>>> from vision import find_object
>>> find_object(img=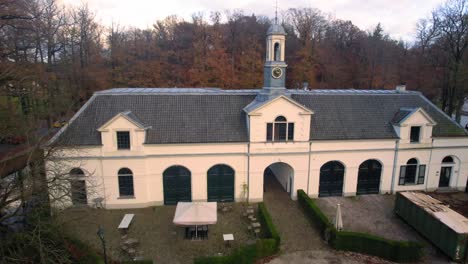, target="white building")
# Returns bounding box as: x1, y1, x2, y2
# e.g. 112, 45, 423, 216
48, 23, 468, 209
